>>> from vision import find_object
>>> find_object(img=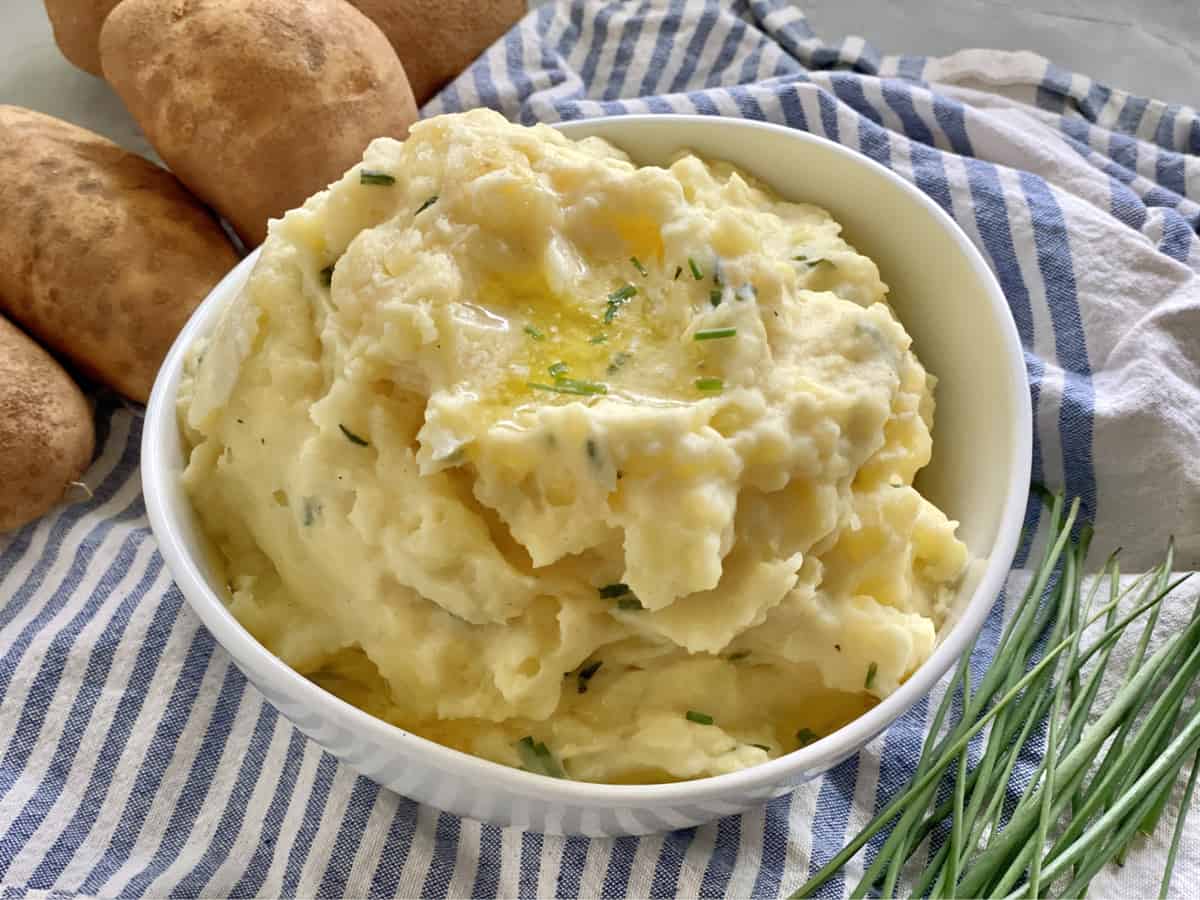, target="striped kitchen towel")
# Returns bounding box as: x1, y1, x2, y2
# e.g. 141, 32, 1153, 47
2, 1, 1198, 896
